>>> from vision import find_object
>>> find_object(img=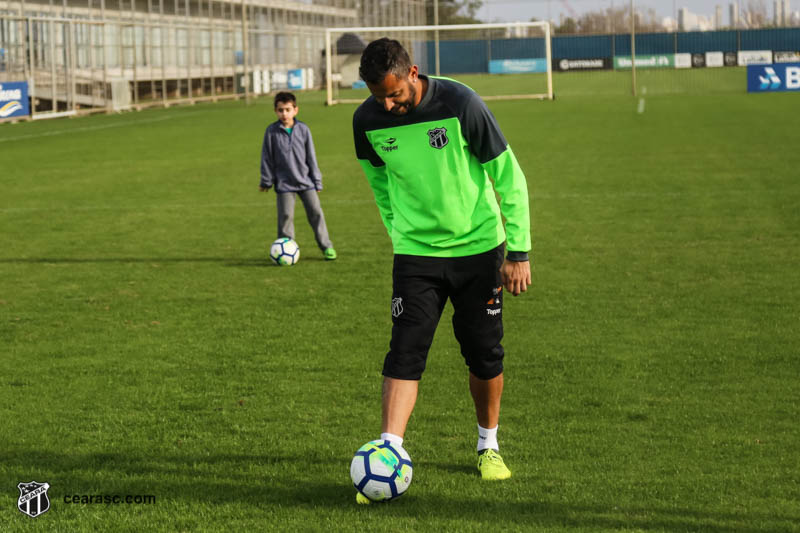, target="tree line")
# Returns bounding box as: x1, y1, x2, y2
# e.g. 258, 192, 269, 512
431, 0, 783, 34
